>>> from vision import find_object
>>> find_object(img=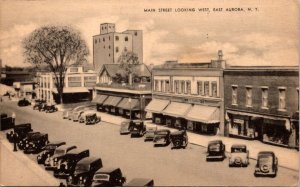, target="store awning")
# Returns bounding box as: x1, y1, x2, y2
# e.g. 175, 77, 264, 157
162, 102, 192, 118
92, 94, 108, 105
186, 105, 220, 124
117, 98, 140, 111
103, 96, 122, 107
52, 87, 89, 94
145, 99, 170, 113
